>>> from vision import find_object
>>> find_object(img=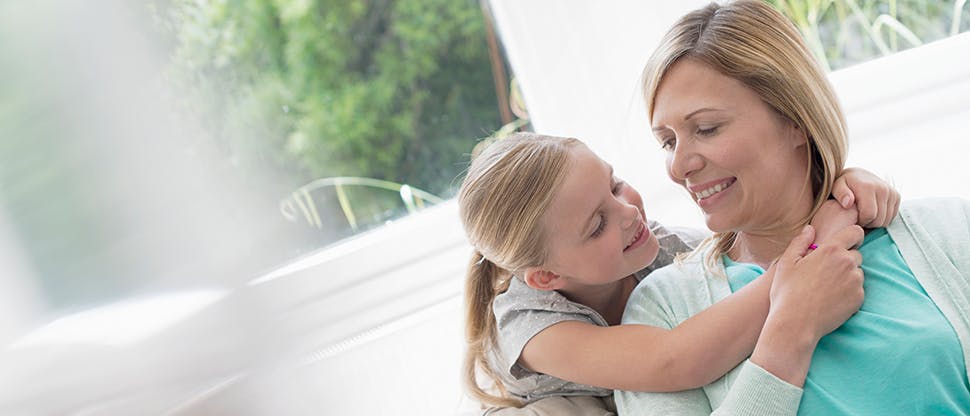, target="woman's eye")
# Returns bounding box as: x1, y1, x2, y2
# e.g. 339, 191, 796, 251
697, 126, 718, 136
